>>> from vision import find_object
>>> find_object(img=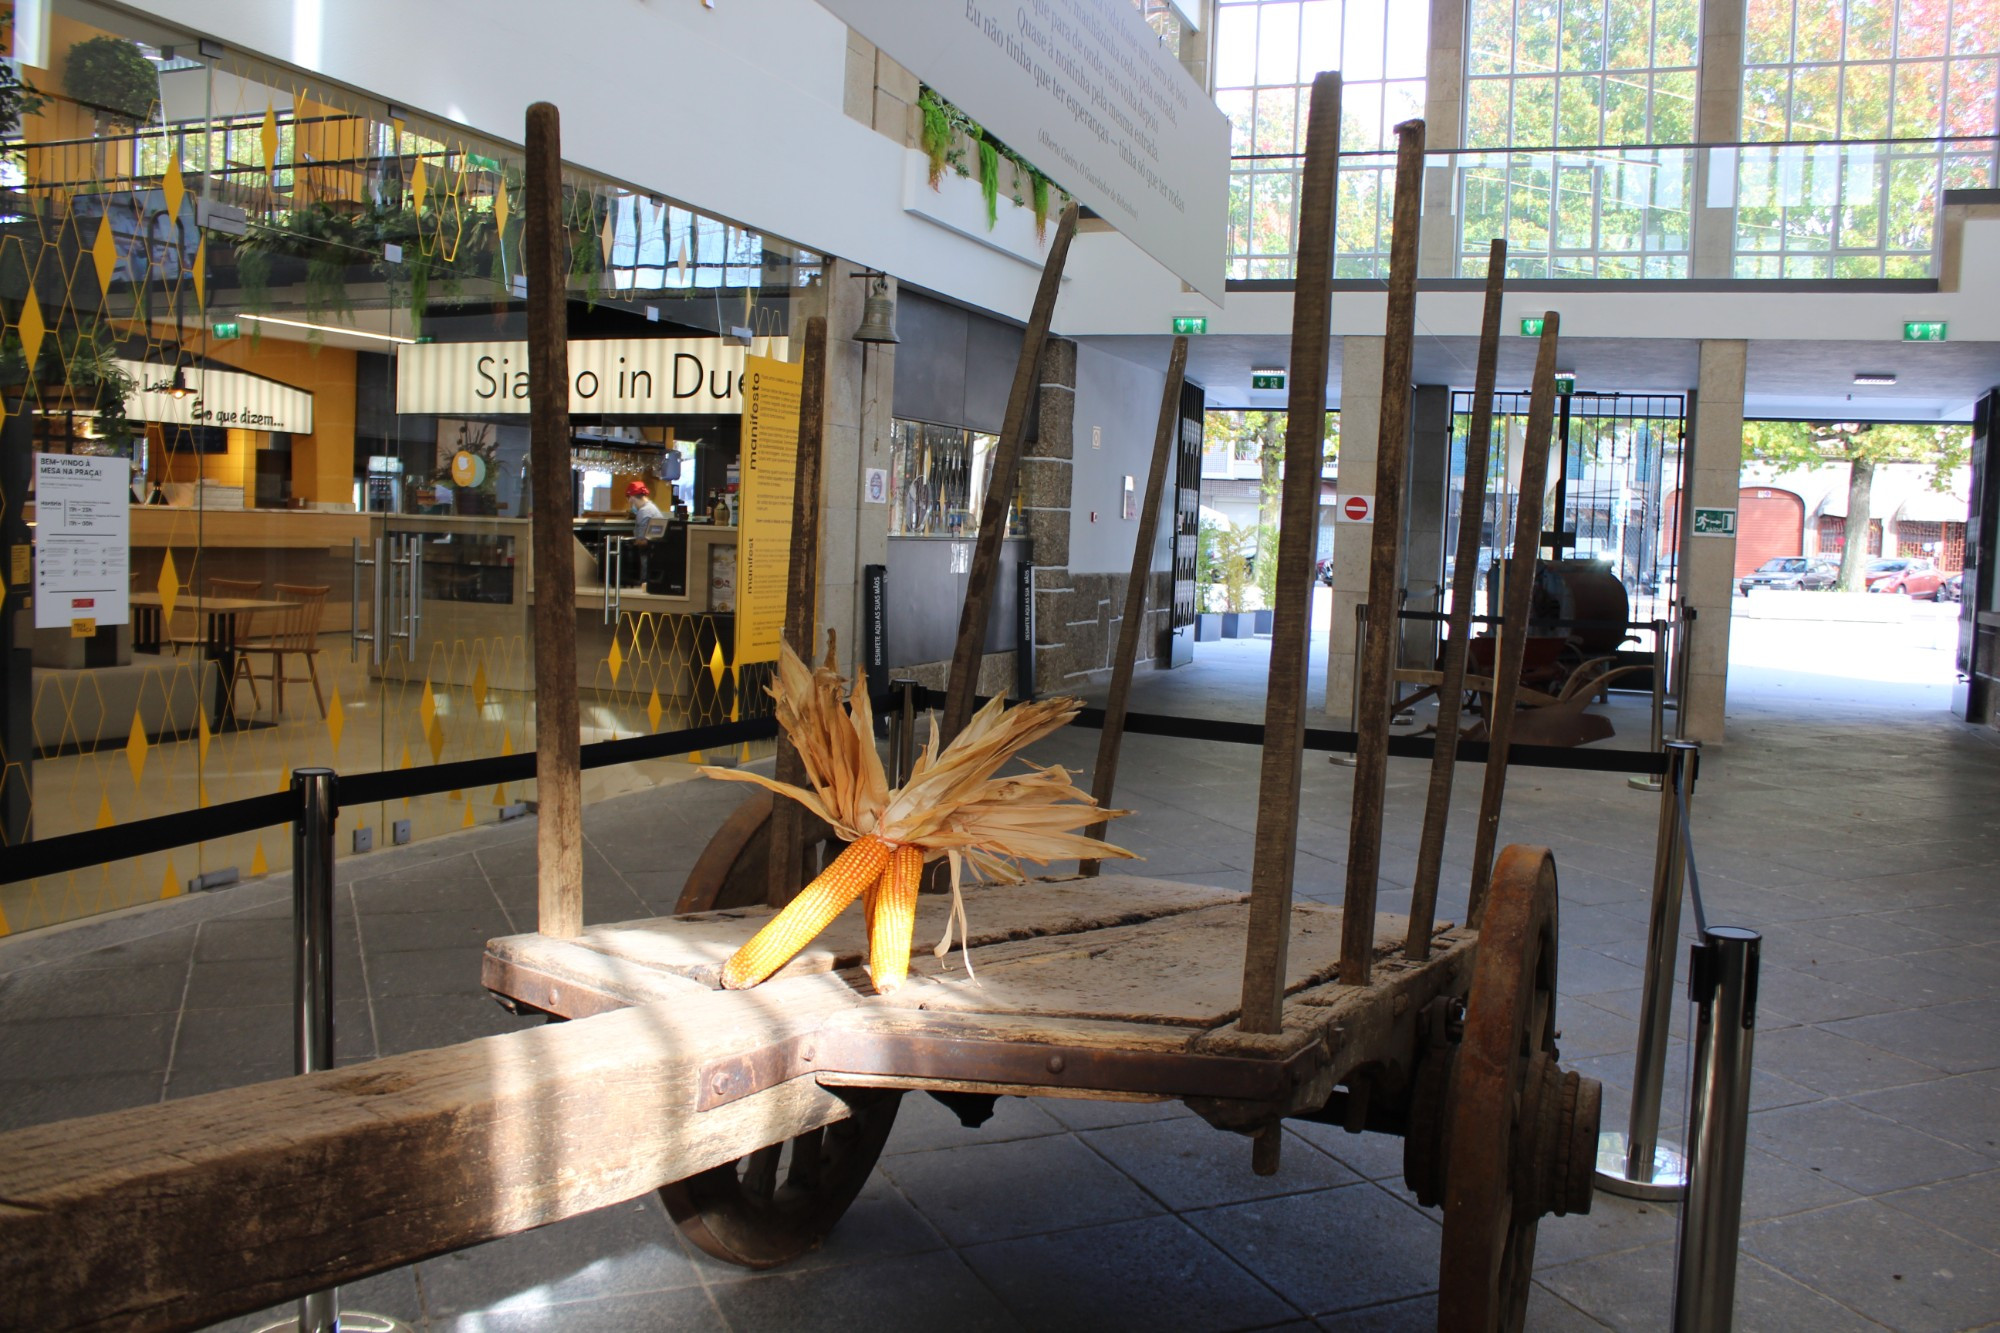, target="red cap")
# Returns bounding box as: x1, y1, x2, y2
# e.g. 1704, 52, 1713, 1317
625, 481, 651, 497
